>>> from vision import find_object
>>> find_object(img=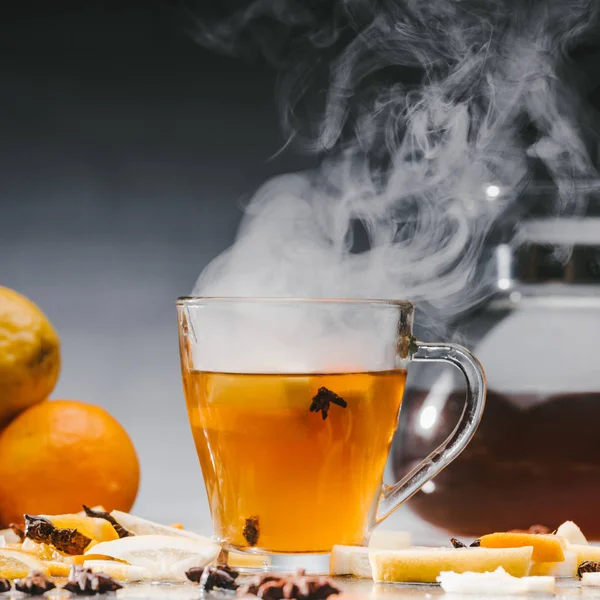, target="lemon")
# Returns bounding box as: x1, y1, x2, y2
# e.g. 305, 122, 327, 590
330, 545, 372, 577
86, 535, 220, 581
109, 511, 211, 542
83, 560, 149, 582
0, 287, 60, 428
